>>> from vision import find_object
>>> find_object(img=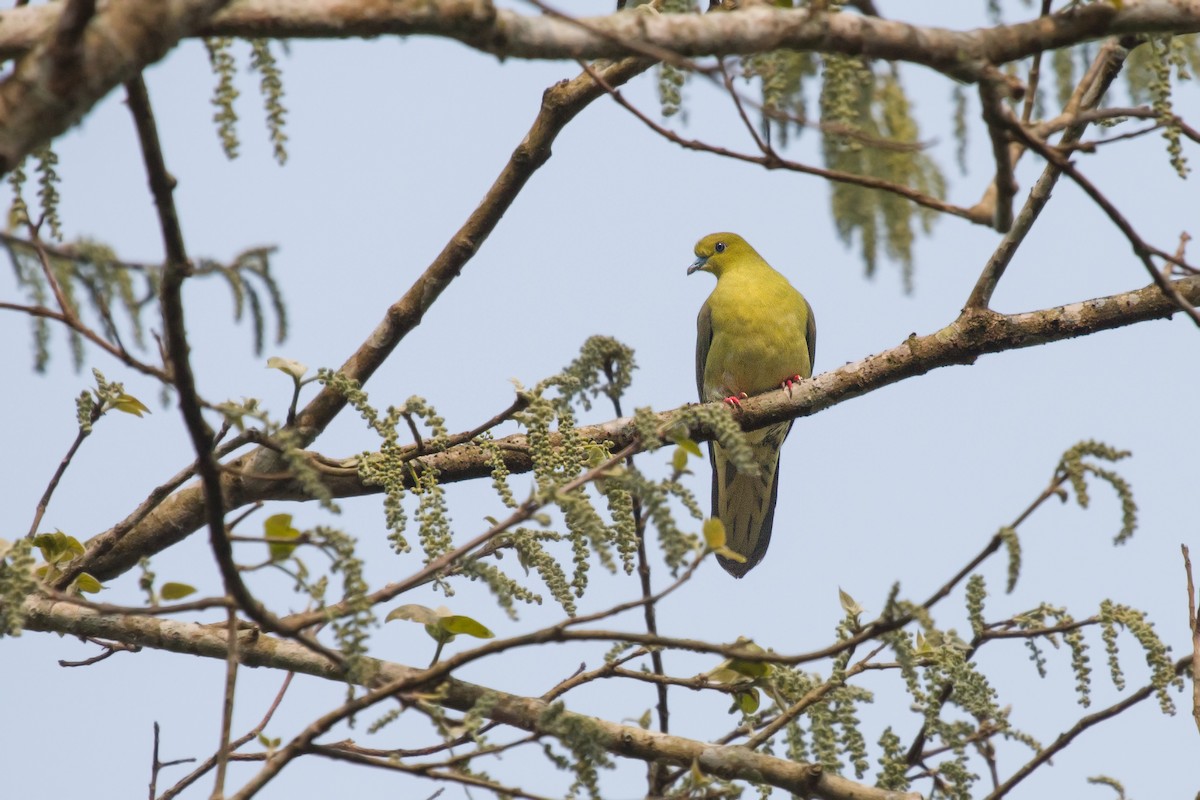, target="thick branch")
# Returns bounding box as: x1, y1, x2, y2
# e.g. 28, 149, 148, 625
4, 1, 1200, 71
22, 598, 918, 800
74, 274, 1200, 583
291, 55, 652, 444
0, 0, 231, 175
